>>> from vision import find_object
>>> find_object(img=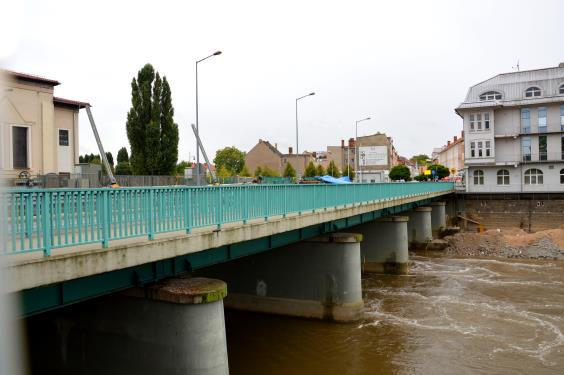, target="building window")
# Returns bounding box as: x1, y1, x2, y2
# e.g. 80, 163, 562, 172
473, 170, 484, 185
485, 141, 491, 157
560, 85, 564, 95
562, 136, 564, 160
525, 87, 541, 97
59, 129, 69, 146
470, 141, 475, 157
479, 91, 502, 101
497, 169, 510, 185
522, 137, 531, 161
539, 136, 547, 161
12, 126, 29, 169
484, 113, 490, 130
561, 168, 564, 184
469, 114, 475, 131
524, 168, 543, 185
538, 107, 547, 133
561, 106, 564, 131
521, 108, 530, 133
477, 141, 483, 157
476, 114, 482, 130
